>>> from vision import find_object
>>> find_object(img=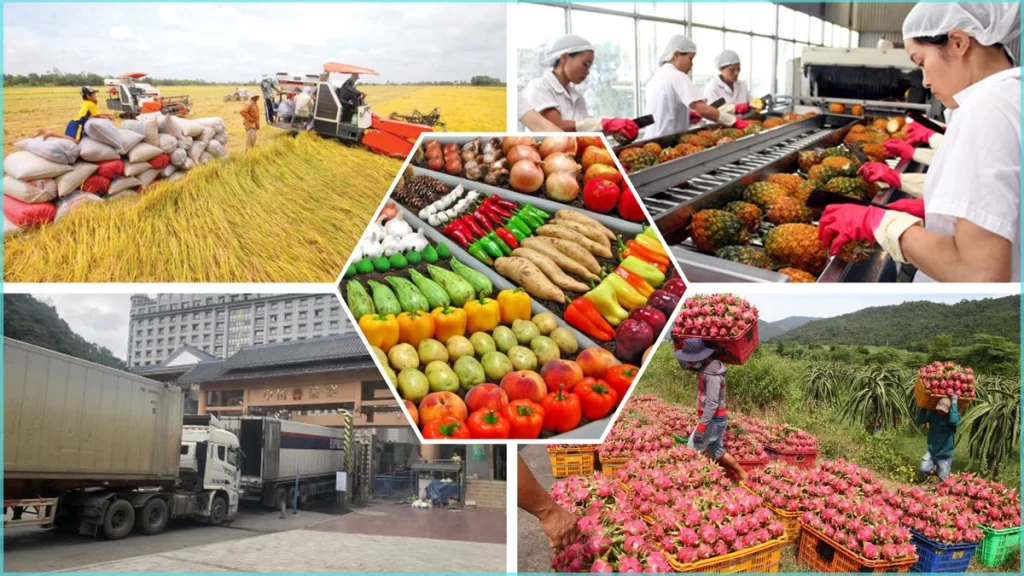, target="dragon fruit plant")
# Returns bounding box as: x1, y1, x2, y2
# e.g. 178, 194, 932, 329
673, 294, 760, 340
936, 473, 1021, 530
800, 493, 917, 562
918, 362, 976, 399
881, 486, 986, 545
